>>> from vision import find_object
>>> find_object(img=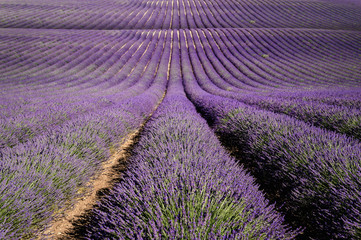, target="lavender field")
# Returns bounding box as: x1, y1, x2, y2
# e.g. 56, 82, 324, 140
1, 0, 361, 239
